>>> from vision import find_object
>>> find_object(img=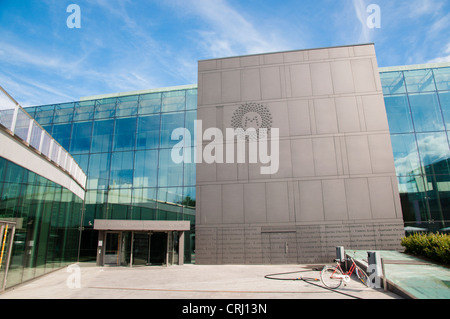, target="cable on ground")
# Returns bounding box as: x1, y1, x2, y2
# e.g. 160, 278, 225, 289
264, 268, 363, 299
